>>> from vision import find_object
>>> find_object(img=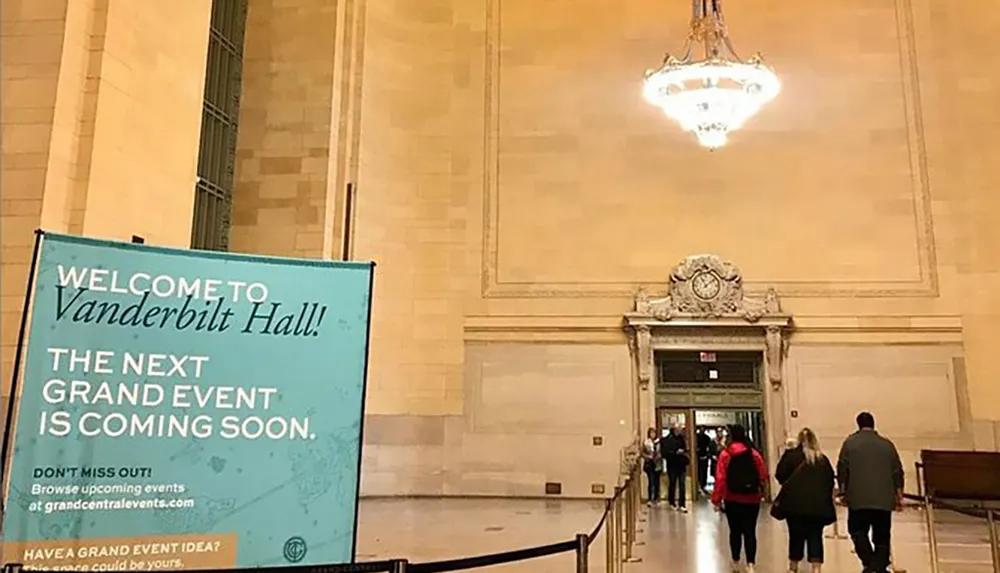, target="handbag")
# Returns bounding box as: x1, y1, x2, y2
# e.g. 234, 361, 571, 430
770, 459, 807, 521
